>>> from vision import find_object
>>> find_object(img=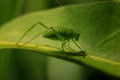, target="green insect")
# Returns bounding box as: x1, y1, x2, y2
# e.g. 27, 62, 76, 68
16, 22, 85, 56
